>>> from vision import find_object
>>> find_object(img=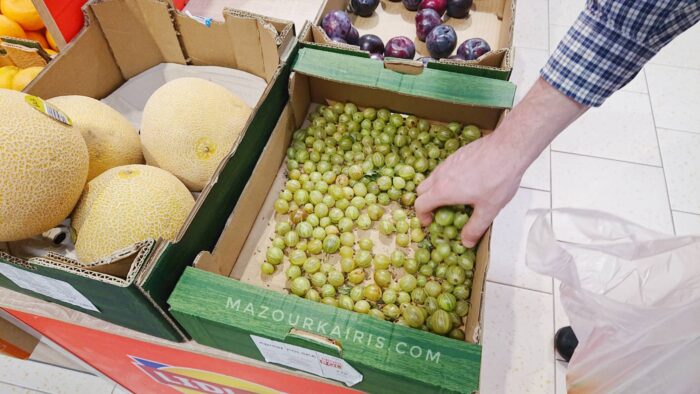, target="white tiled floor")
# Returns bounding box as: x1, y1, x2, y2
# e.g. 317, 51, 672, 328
673, 211, 700, 236
480, 282, 556, 394
2, 1, 700, 394
484, 1, 700, 393
488, 188, 553, 293
552, 91, 661, 166
658, 129, 700, 214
